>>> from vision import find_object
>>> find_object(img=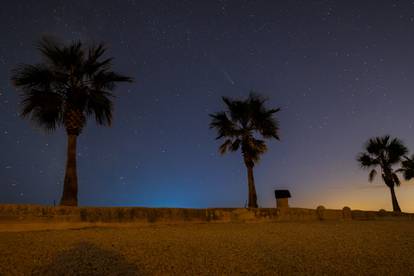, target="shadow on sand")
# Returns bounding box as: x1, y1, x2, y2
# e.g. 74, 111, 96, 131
32, 242, 140, 275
